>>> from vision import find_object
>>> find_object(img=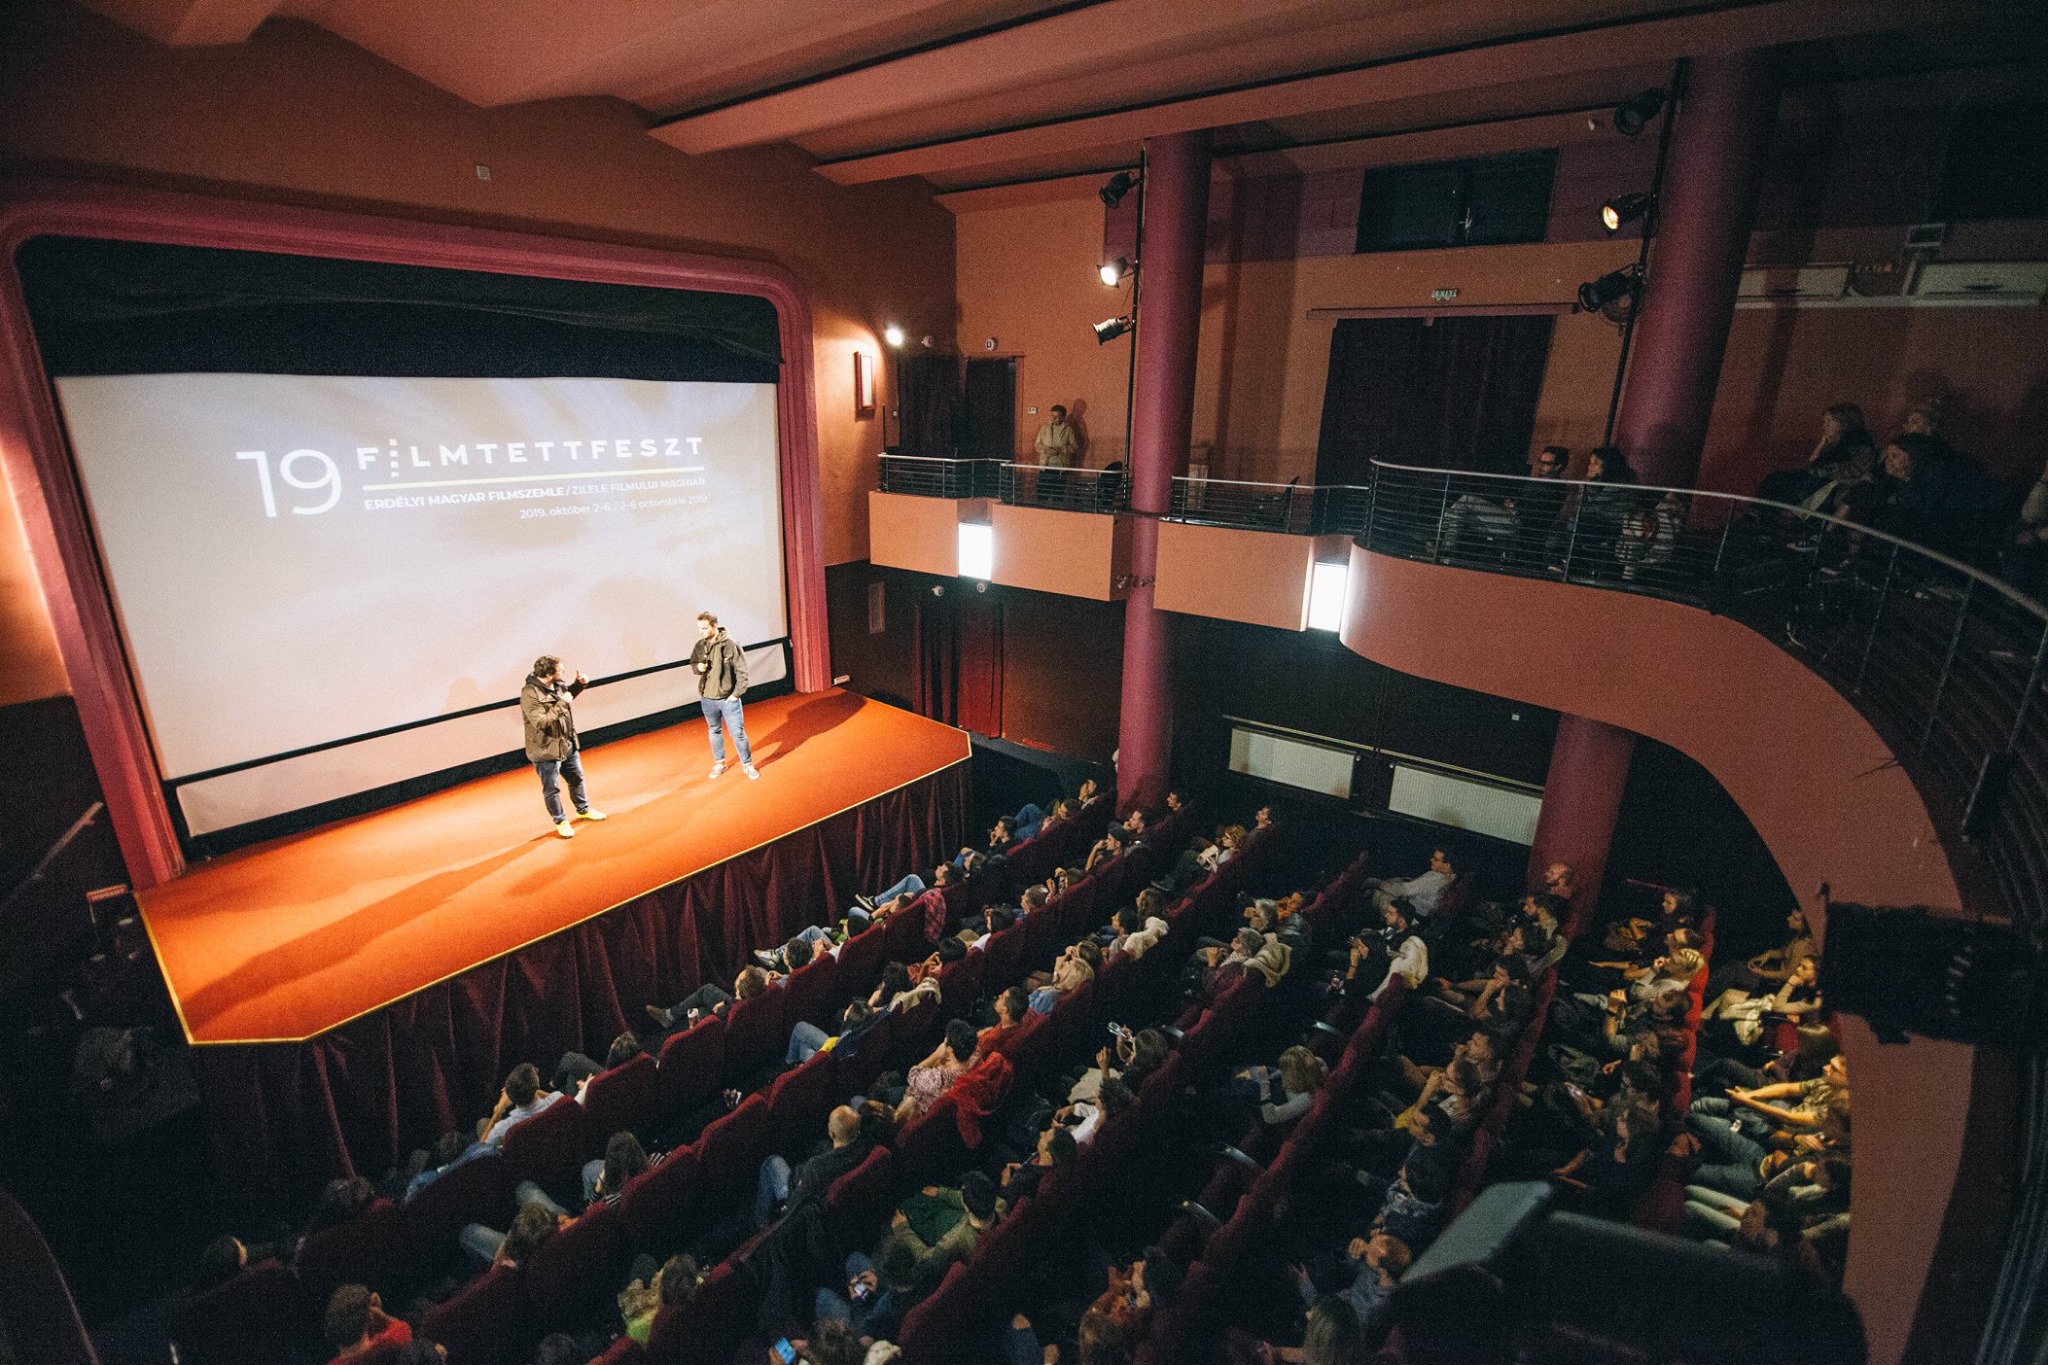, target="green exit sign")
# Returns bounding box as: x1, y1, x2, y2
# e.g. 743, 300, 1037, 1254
1430, 287, 1459, 301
